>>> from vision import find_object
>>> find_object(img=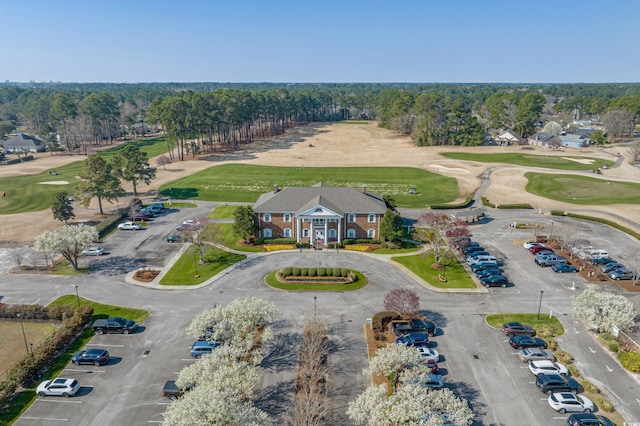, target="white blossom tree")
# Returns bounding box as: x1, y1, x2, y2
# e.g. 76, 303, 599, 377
414, 212, 469, 266
34, 230, 58, 268
366, 344, 425, 392
572, 285, 637, 333
347, 384, 472, 426
34, 224, 98, 270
